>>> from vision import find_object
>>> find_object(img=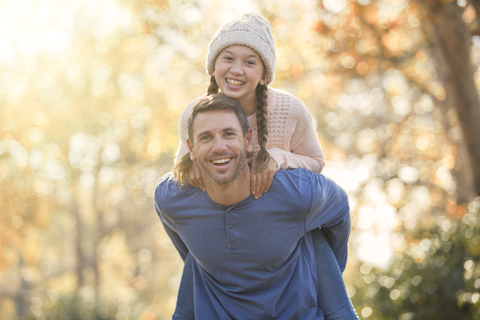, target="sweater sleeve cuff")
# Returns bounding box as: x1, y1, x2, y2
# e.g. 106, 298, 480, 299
267, 147, 287, 170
